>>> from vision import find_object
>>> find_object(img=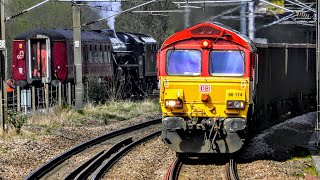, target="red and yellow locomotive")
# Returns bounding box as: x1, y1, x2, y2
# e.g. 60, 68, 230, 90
158, 22, 258, 154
